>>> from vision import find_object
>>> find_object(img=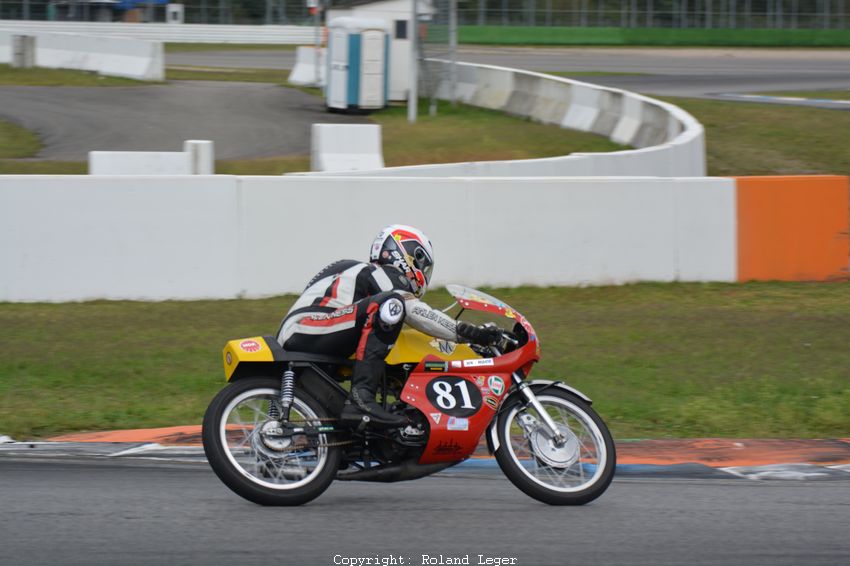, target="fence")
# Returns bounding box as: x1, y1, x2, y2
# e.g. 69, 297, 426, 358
0, 0, 847, 29
459, 0, 849, 28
